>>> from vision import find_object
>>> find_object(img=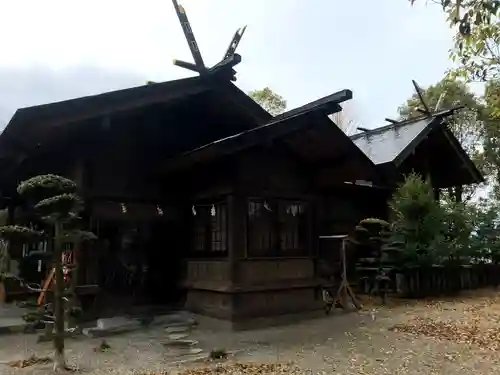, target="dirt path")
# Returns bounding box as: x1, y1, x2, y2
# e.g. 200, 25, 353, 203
2, 290, 500, 374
